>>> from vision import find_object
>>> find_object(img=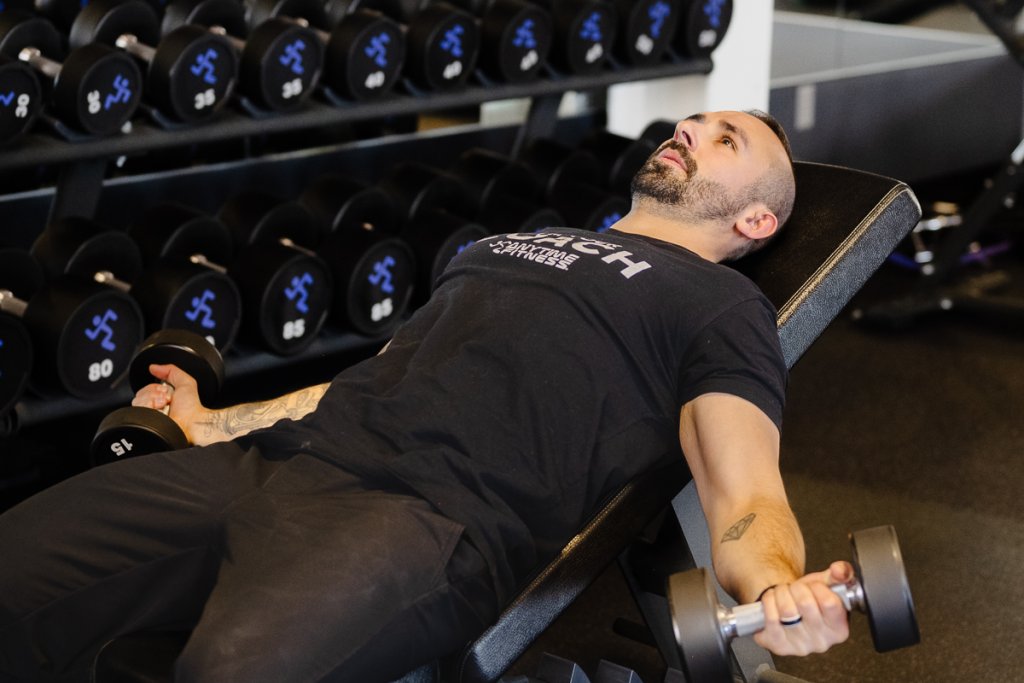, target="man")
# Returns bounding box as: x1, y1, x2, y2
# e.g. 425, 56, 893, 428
0, 110, 851, 682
